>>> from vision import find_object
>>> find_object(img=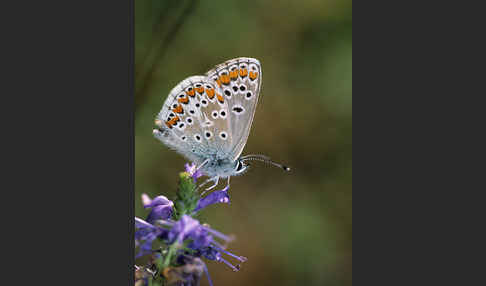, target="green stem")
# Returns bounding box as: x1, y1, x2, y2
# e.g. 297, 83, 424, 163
161, 242, 179, 269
